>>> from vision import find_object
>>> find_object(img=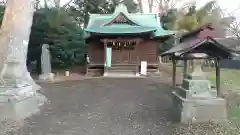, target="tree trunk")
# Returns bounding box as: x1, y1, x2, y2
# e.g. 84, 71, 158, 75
148, 0, 153, 13
0, 0, 40, 90
54, 0, 60, 8
83, 0, 89, 28
138, 0, 143, 13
